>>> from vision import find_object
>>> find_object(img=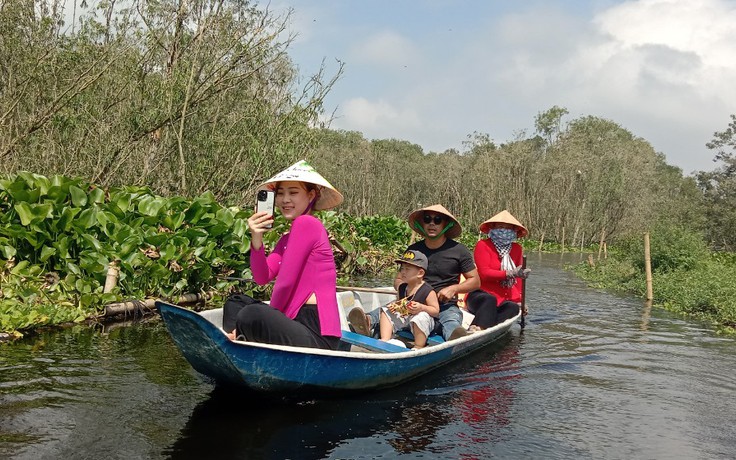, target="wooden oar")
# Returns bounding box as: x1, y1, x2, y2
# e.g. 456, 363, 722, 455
520, 255, 527, 328
217, 277, 395, 295
336, 286, 396, 295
